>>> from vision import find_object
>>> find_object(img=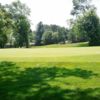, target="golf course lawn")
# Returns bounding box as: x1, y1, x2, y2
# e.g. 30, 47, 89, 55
0, 47, 100, 62
0, 46, 100, 100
